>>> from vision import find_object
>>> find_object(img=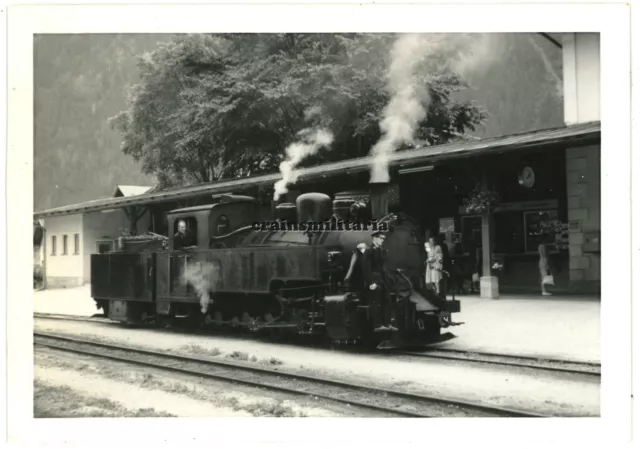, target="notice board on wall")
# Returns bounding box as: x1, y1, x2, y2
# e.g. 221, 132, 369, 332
439, 217, 455, 234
